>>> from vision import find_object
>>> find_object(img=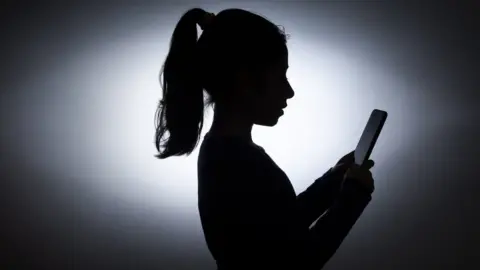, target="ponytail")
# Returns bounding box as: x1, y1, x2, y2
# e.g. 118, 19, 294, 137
154, 8, 207, 159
